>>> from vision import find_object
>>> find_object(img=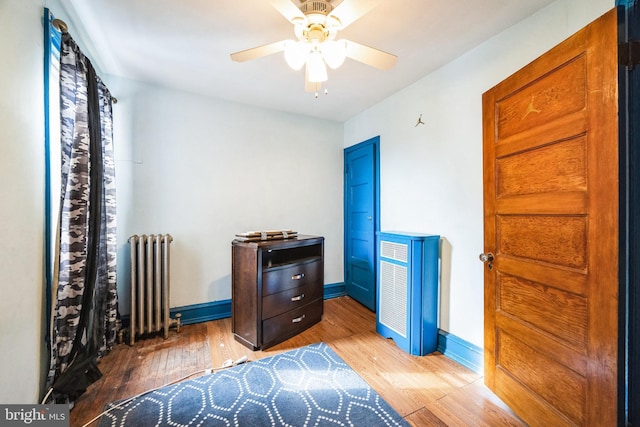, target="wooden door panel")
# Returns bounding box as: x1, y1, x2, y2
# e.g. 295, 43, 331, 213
497, 330, 587, 423
497, 214, 587, 268
483, 8, 618, 426
498, 273, 587, 350
496, 55, 587, 140
497, 137, 587, 196
495, 357, 585, 426
495, 314, 589, 376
